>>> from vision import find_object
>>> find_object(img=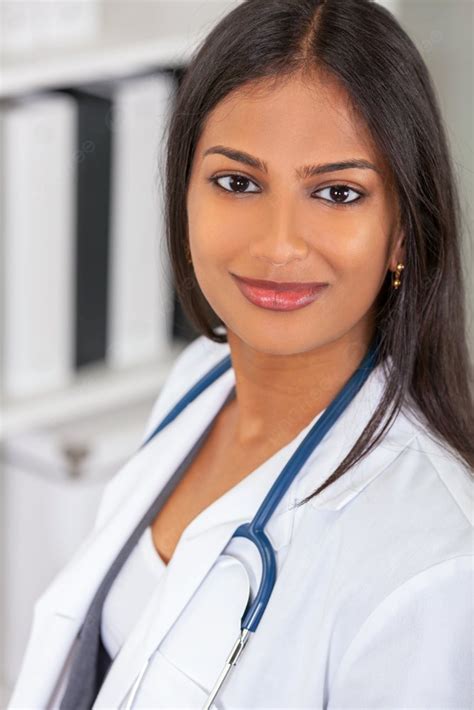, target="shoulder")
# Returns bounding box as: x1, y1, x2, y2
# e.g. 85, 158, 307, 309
414, 420, 474, 526
394, 413, 473, 527
326, 433, 473, 703
299, 399, 472, 658
307, 410, 473, 704
305, 371, 473, 531
335, 412, 473, 560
